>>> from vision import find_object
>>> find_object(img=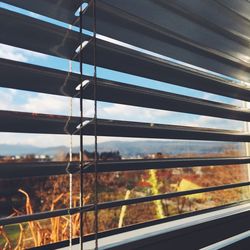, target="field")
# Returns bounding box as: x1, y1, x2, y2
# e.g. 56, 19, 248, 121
0, 150, 249, 248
